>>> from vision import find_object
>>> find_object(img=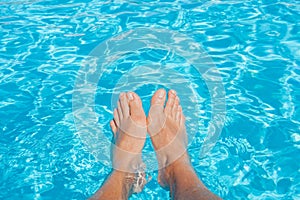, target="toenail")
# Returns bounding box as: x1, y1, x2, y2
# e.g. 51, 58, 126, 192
127, 92, 134, 100
120, 93, 125, 98
170, 90, 176, 95
158, 90, 165, 98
